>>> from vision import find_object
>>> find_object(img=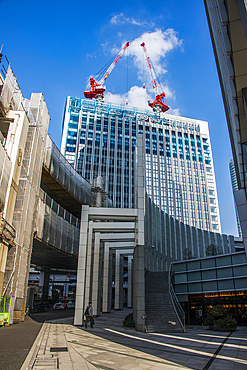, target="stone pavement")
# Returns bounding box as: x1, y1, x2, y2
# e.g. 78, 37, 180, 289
21, 308, 247, 370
